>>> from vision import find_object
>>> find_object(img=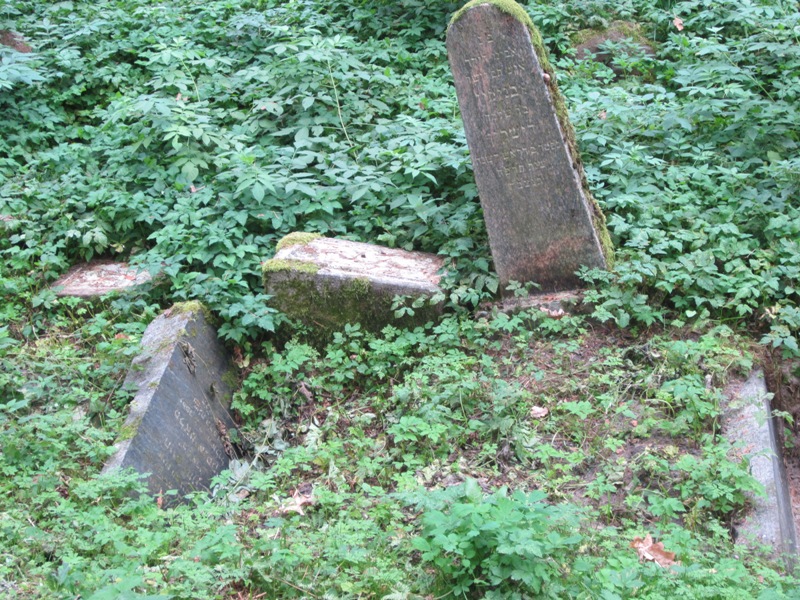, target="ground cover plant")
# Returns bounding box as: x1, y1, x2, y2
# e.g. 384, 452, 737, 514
2, 0, 800, 597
